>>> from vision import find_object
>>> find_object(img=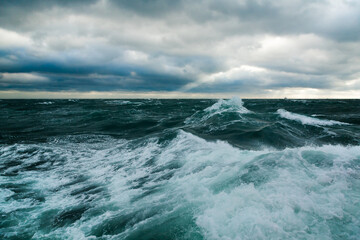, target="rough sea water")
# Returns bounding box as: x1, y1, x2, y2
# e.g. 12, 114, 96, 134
1, 98, 360, 240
